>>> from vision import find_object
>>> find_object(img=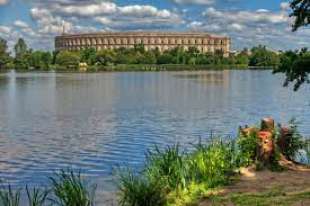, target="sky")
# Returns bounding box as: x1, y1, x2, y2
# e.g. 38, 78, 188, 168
0, 0, 309, 52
